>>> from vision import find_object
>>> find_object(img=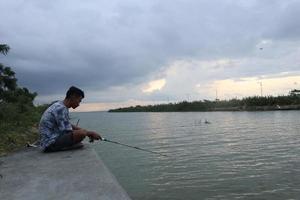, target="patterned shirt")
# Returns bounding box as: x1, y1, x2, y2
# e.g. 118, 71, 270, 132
39, 101, 73, 149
